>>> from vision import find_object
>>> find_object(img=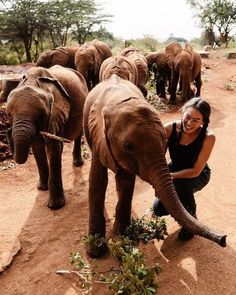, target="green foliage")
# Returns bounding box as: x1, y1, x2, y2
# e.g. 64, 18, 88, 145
187, 0, 236, 47
0, 0, 112, 62
124, 214, 167, 243
107, 237, 161, 295
64, 212, 167, 294
165, 33, 188, 44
